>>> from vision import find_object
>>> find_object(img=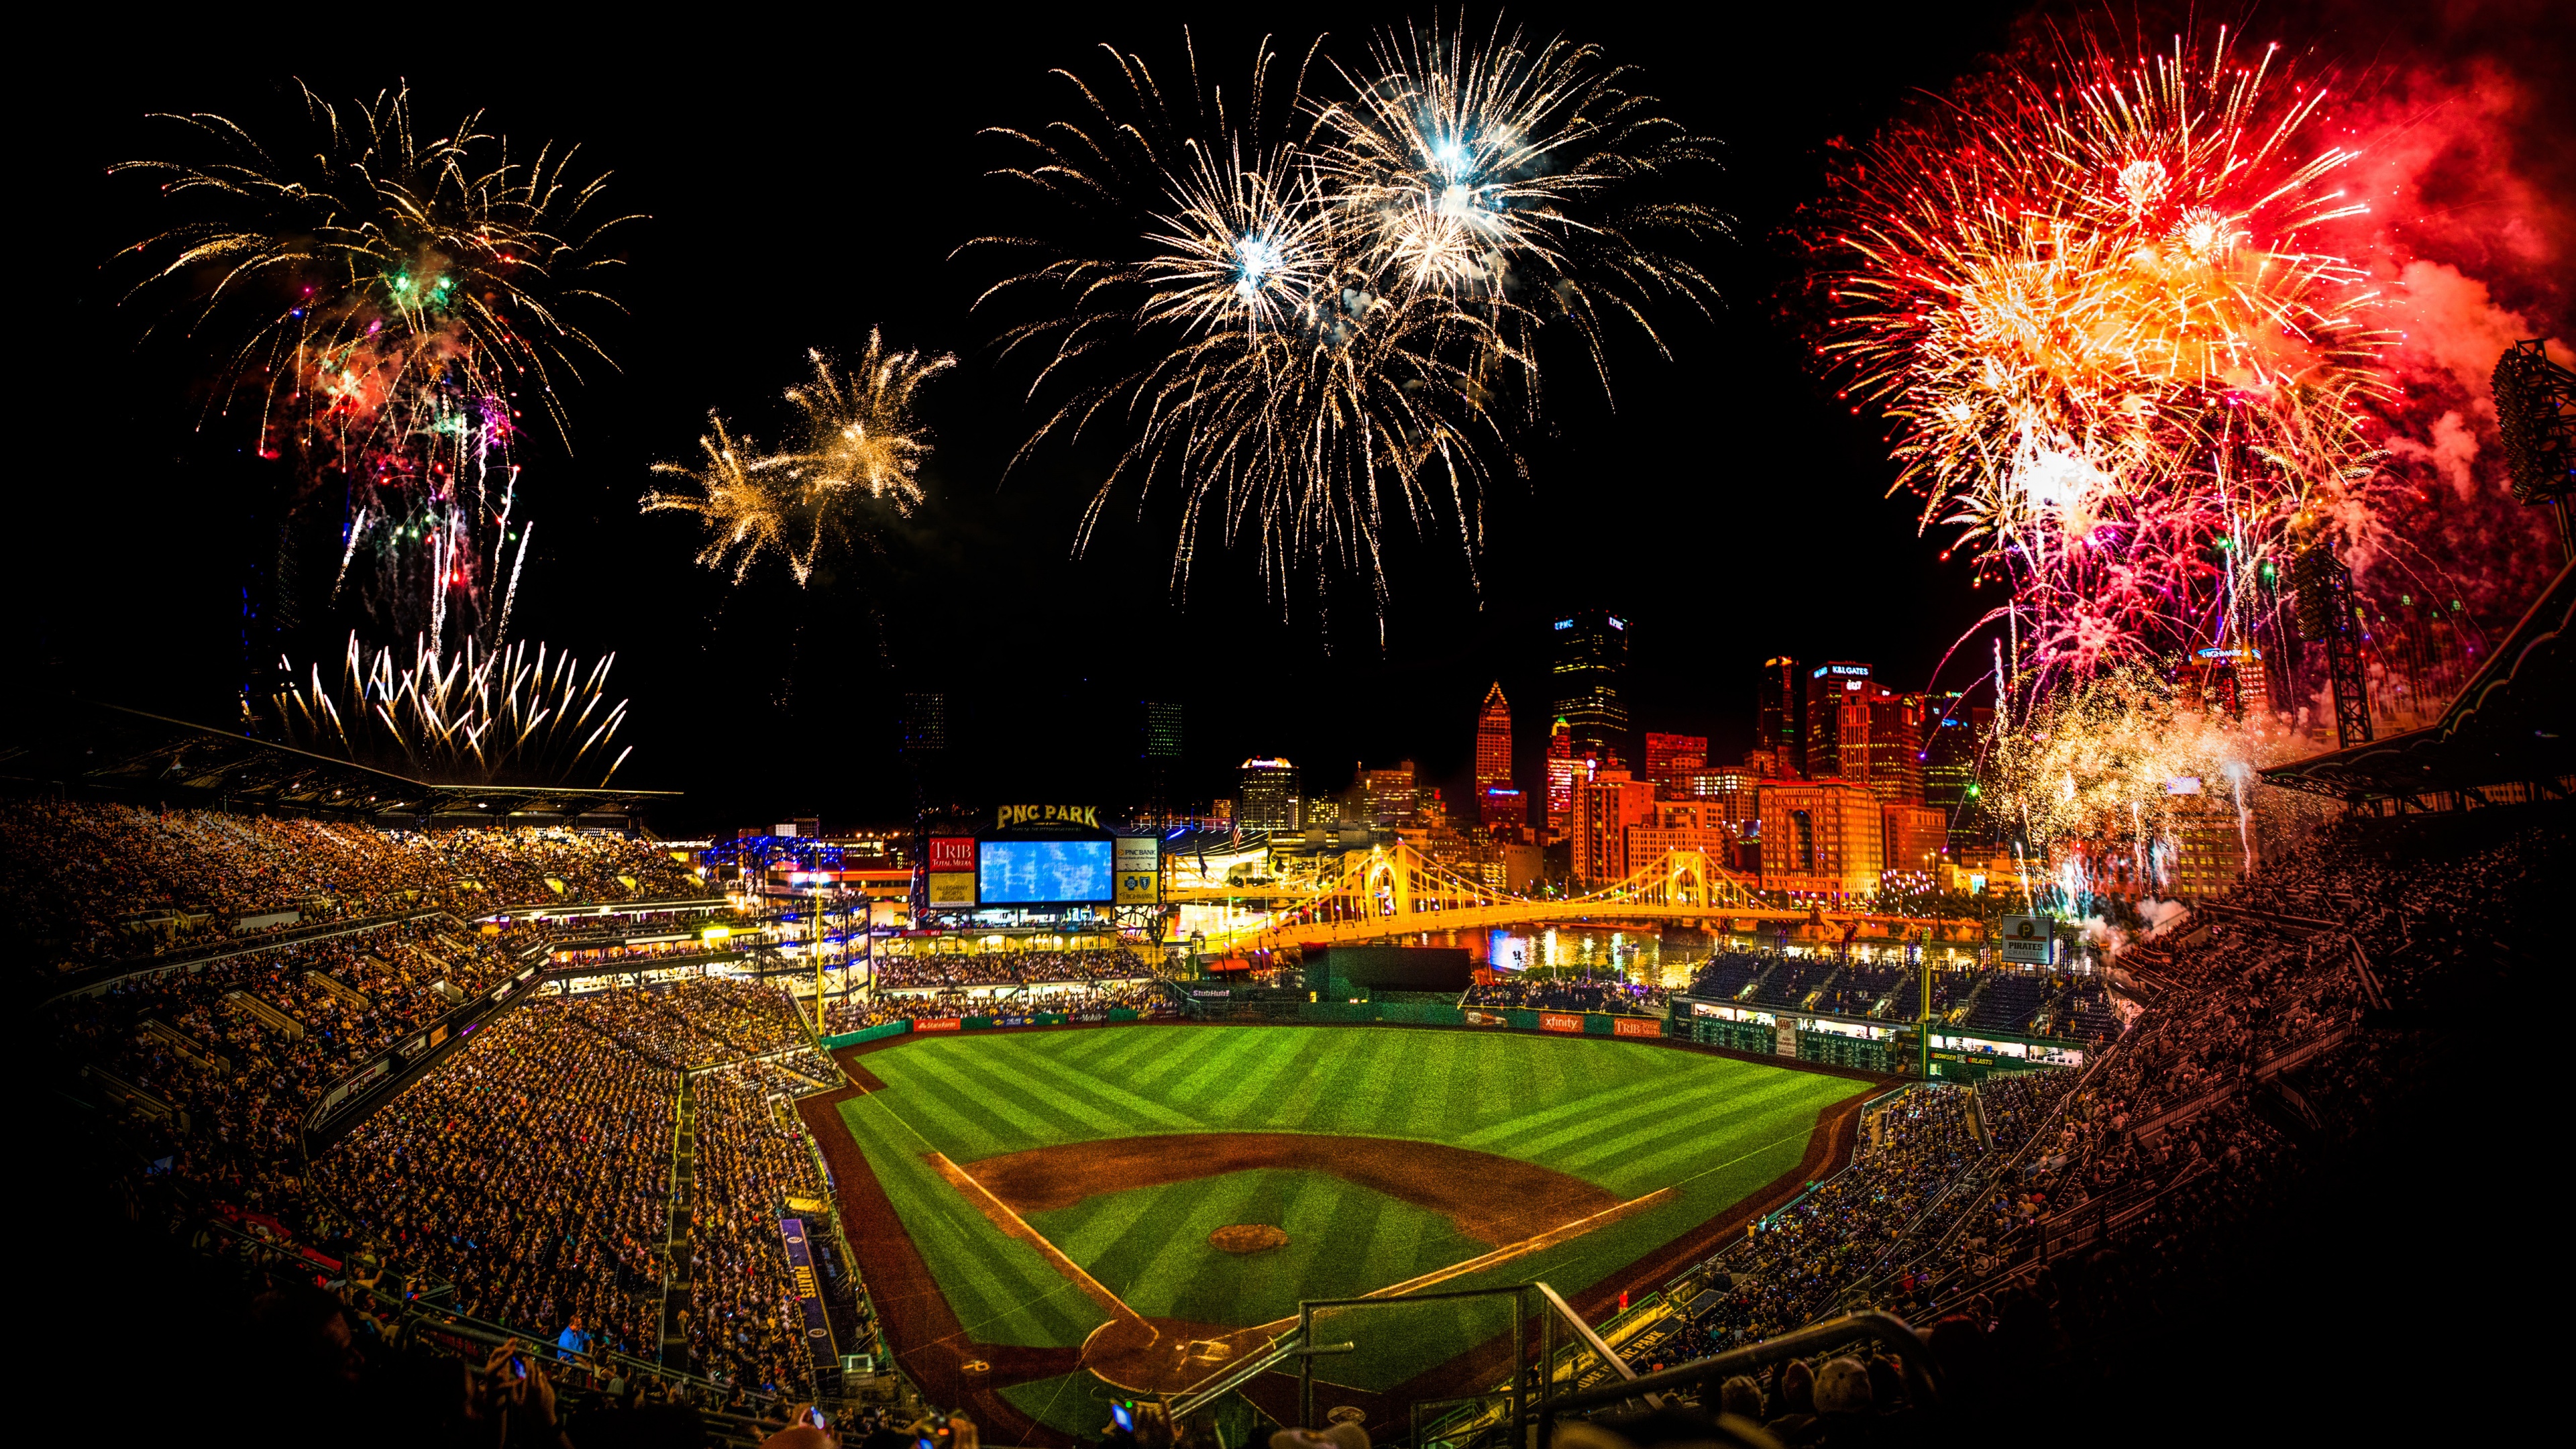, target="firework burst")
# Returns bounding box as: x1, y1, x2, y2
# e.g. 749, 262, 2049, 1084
644, 333, 951, 586
117, 83, 633, 647
1316, 17, 1723, 374
975, 25, 1721, 616
272, 632, 633, 786
1813, 25, 2394, 693
1976, 663, 2318, 911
